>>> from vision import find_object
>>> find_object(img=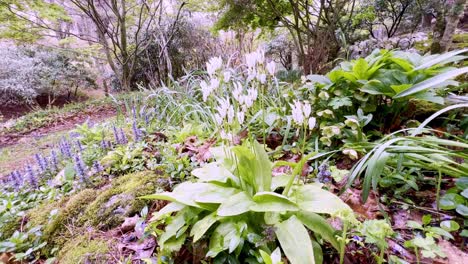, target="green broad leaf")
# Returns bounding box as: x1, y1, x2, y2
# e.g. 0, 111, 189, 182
260, 250, 273, 264
394, 67, 468, 98
440, 220, 460, 232
163, 233, 187, 252
207, 221, 242, 258
353, 58, 370, 80
264, 212, 281, 225
311, 240, 323, 264
191, 163, 239, 185
422, 214, 432, 226
232, 141, 272, 193
296, 211, 340, 250
191, 212, 219, 242
426, 227, 454, 240
160, 212, 186, 247
271, 175, 291, 191
390, 84, 412, 94
461, 189, 468, 199
149, 202, 185, 221
328, 69, 356, 83
194, 185, 239, 204
455, 177, 468, 190
407, 220, 423, 230
252, 140, 273, 192
307, 74, 331, 84
293, 185, 351, 215
141, 182, 214, 208
250, 192, 299, 212
275, 216, 315, 264
389, 57, 414, 71
439, 193, 465, 210
411, 91, 445, 104
328, 97, 353, 110
217, 192, 254, 216
456, 204, 468, 217
460, 229, 468, 237
360, 80, 393, 96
